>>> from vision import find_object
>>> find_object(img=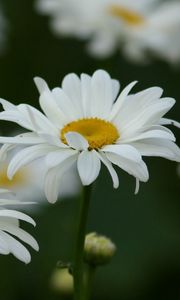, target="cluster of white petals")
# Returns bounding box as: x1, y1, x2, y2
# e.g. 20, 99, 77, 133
36, 0, 180, 63
0, 189, 39, 263
0, 70, 179, 203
